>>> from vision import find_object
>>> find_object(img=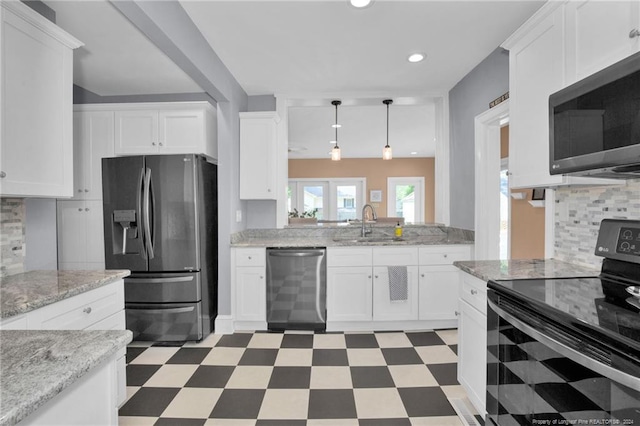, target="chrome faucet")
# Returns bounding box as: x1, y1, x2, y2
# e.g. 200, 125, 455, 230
361, 204, 377, 237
